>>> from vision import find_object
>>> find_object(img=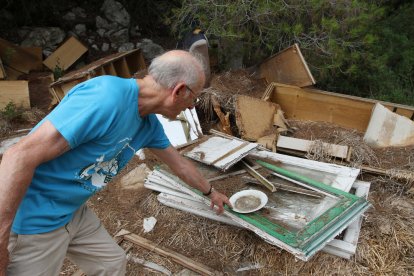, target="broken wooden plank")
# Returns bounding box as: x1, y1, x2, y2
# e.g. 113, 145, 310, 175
183, 136, 258, 171
0, 80, 30, 109
259, 44, 315, 87
122, 231, 217, 275
364, 103, 414, 147
276, 135, 351, 161
241, 176, 322, 198
264, 83, 414, 132
49, 49, 146, 101
0, 38, 41, 74
211, 95, 232, 135
43, 36, 88, 71
241, 160, 276, 192
235, 95, 280, 141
